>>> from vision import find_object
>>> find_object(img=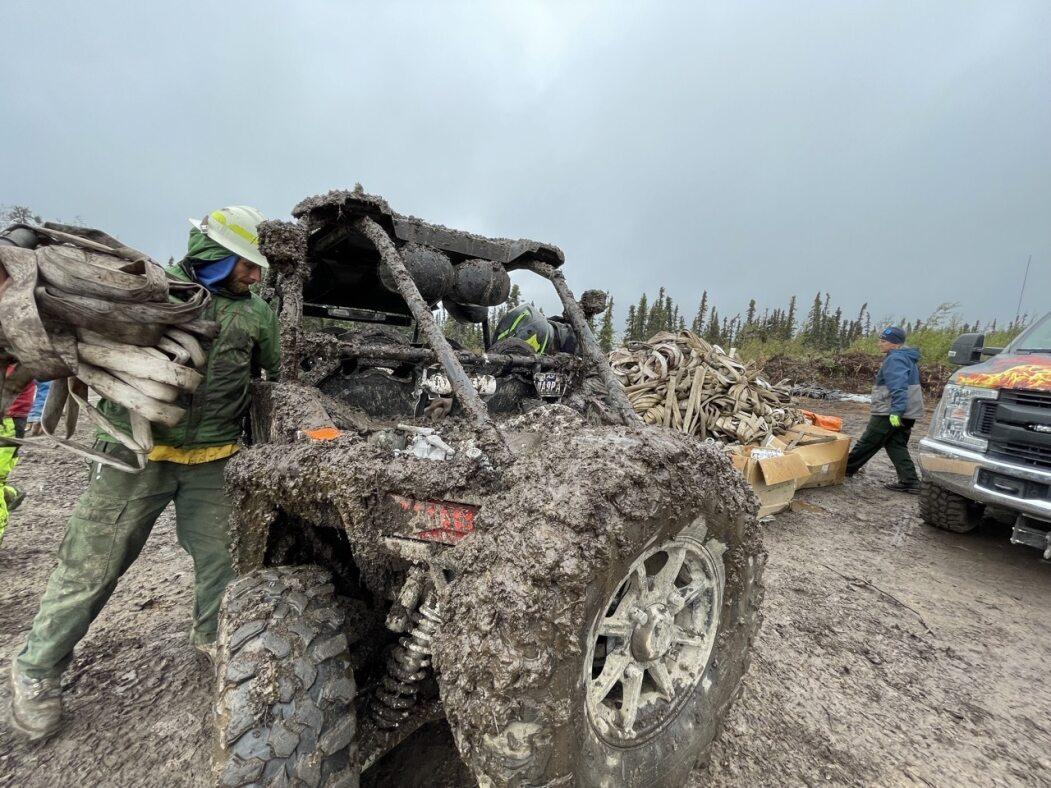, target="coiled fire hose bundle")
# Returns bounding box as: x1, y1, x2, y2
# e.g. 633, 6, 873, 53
0, 223, 215, 472
609, 330, 804, 445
